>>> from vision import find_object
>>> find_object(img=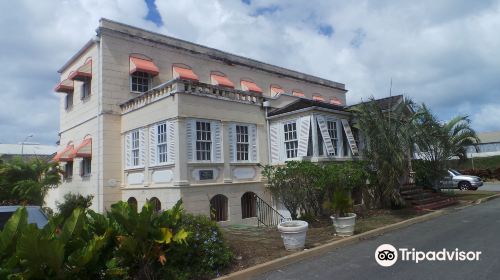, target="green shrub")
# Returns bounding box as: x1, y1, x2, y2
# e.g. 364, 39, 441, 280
163, 214, 232, 280
56, 193, 94, 218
